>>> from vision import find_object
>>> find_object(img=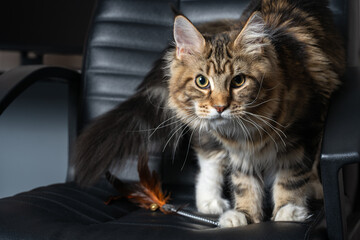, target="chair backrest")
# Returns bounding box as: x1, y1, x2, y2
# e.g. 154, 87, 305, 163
79, 0, 349, 184
80, 0, 348, 127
